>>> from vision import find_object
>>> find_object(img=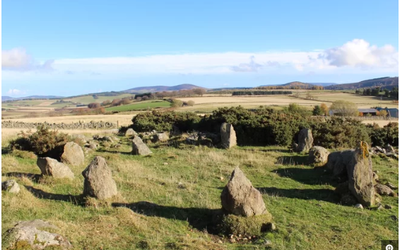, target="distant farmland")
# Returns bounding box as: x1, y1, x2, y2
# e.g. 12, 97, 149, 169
105, 100, 171, 112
